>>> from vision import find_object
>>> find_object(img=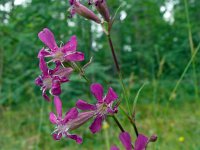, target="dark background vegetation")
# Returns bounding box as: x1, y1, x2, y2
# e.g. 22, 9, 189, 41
0, 0, 200, 149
